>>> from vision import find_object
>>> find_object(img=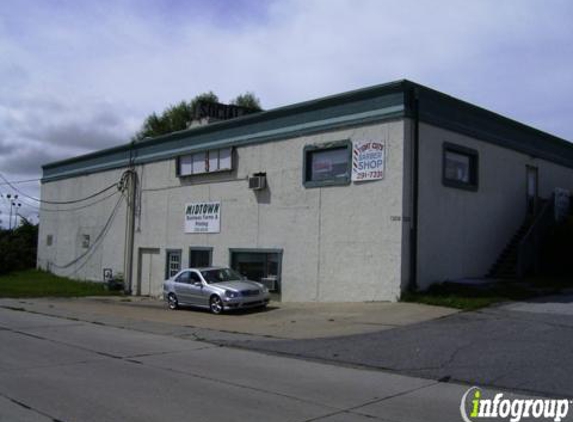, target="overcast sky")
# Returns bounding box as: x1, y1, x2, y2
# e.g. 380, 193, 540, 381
1, 0, 572, 225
